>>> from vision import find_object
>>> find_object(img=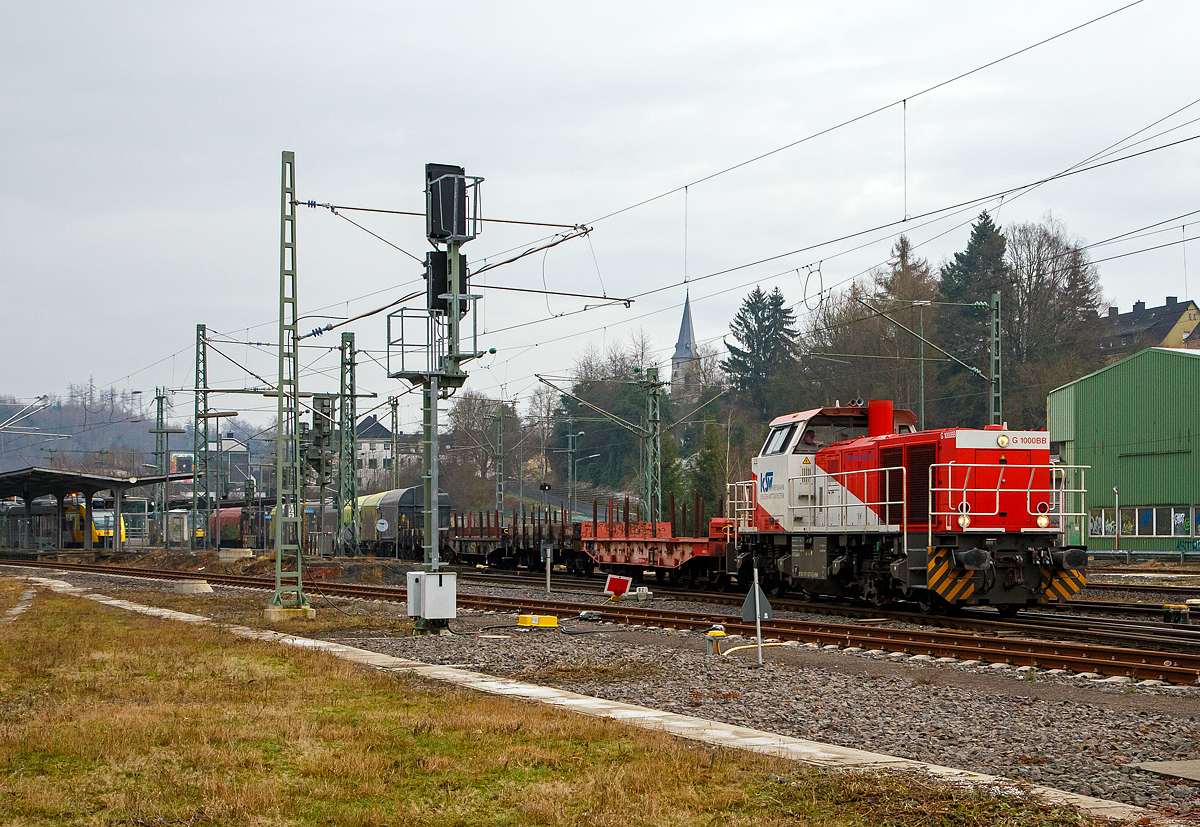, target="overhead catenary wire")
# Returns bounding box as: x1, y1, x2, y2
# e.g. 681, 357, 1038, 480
317, 204, 424, 263
463, 190, 1199, 408
438, 6, 1162, 348
298, 200, 585, 230
98, 12, 1185, 432
1086, 235, 1200, 266
476, 132, 1200, 352
582, 0, 1146, 227
470, 70, 1200, 392
91, 14, 1168, 413
106, 138, 1175, 419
